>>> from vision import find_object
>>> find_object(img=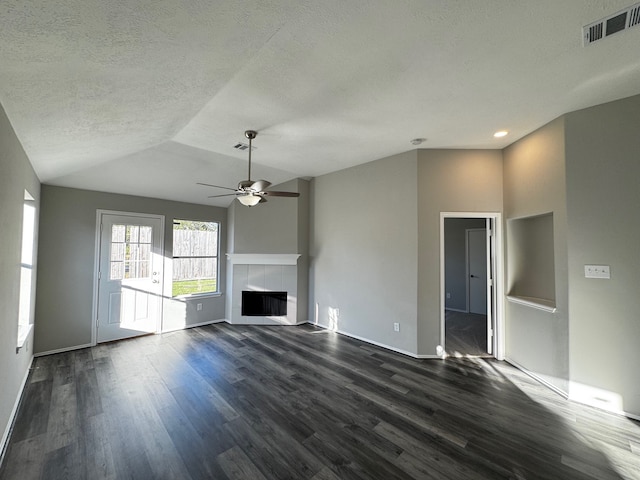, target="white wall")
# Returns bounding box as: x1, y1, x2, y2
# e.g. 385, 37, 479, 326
565, 94, 640, 417
0, 103, 40, 452
310, 151, 419, 355
34, 186, 227, 354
